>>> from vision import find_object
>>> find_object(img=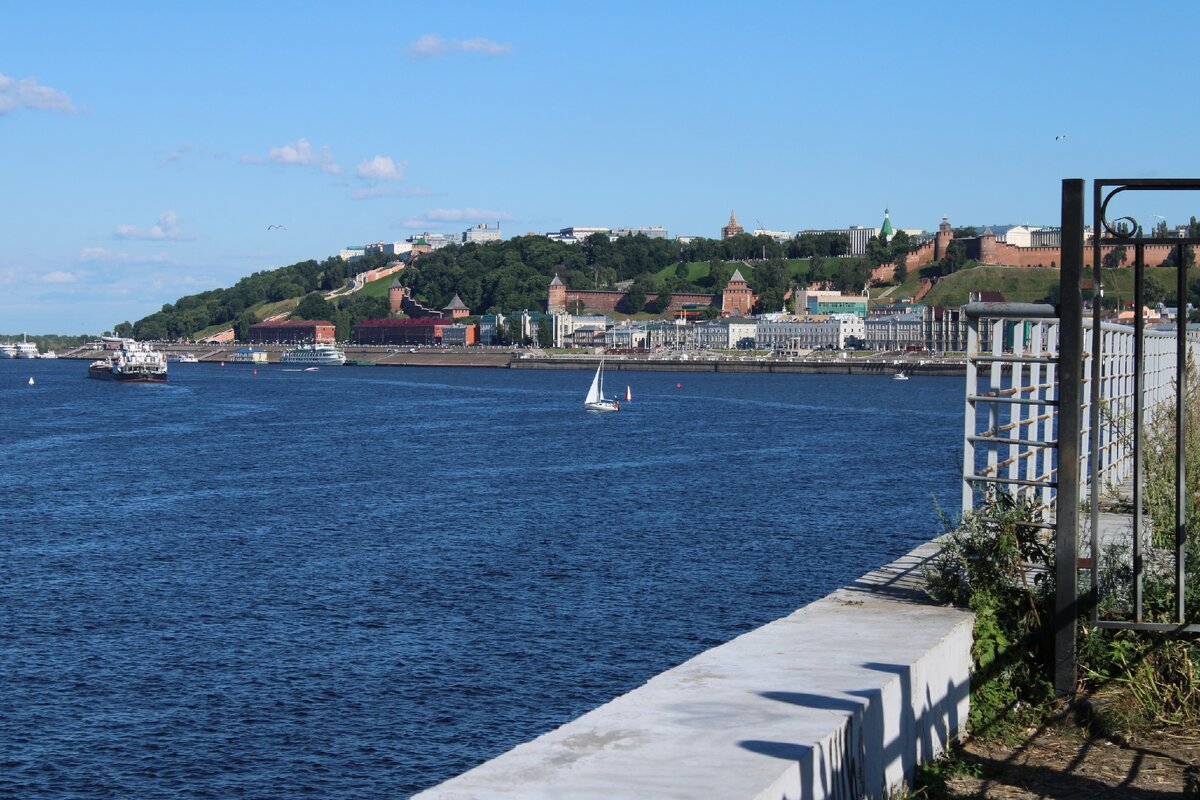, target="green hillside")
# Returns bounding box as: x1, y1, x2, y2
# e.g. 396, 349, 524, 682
919, 265, 1181, 308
